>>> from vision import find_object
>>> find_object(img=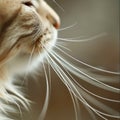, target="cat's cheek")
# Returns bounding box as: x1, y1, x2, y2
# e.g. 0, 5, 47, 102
27, 28, 58, 72
44, 27, 58, 51
7, 28, 58, 75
